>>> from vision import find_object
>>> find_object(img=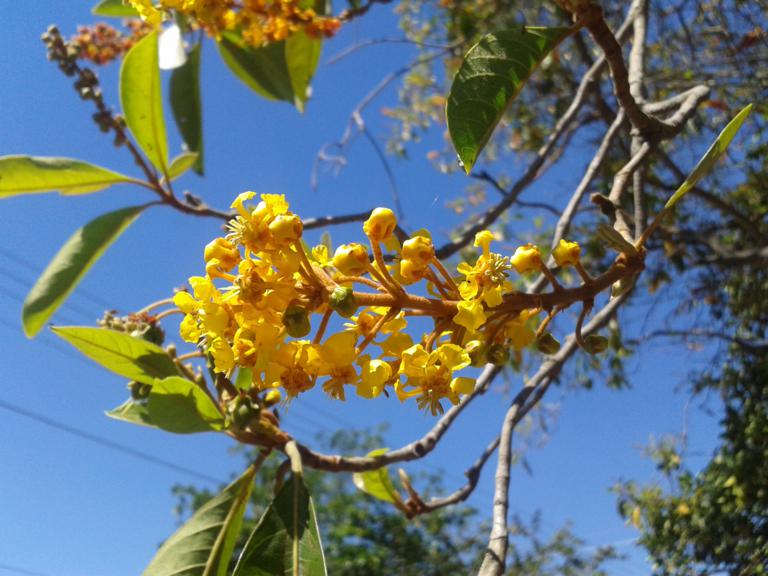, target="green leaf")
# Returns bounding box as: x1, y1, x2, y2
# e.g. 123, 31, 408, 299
665, 104, 753, 209
596, 224, 639, 256
22, 206, 144, 337
0, 155, 139, 198
51, 326, 182, 385
170, 42, 204, 175
121, 31, 169, 174
167, 152, 200, 180
146, 376, 225, 434
285, 31, 322, 112
233, 473, 327, 576
106, 399, 156, 428
234, 368, 253, 390
352, 448, 400, 504
217, 33, 295, 105
144, 465, 257, 576
446, 26, 573, 173
92, 0, 139, 17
